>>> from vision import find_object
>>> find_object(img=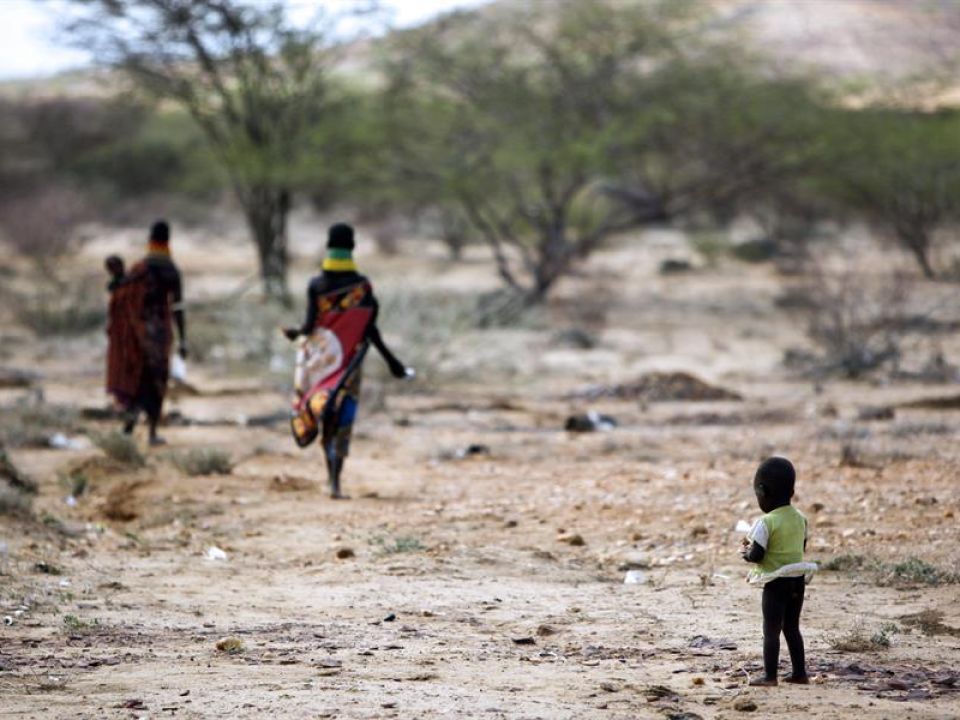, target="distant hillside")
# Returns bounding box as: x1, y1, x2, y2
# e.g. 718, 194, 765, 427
4, 0, 957, 103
